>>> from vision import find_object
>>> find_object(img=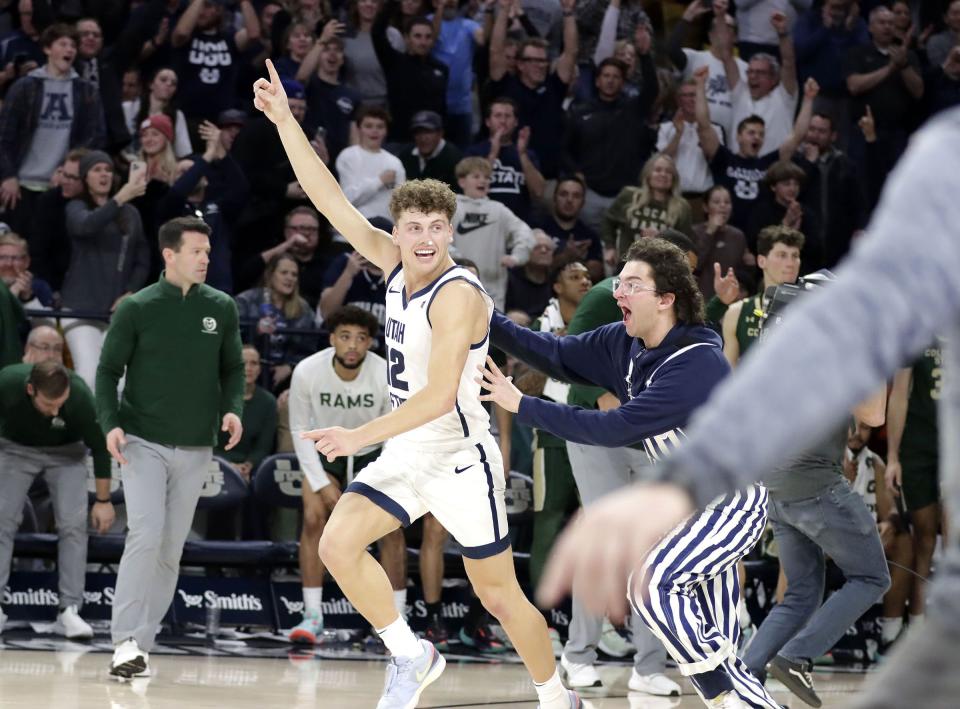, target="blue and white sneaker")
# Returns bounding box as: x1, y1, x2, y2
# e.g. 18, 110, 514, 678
376, 639, 446, 709
288, 609, 323, 645
538, 689, 584, 708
